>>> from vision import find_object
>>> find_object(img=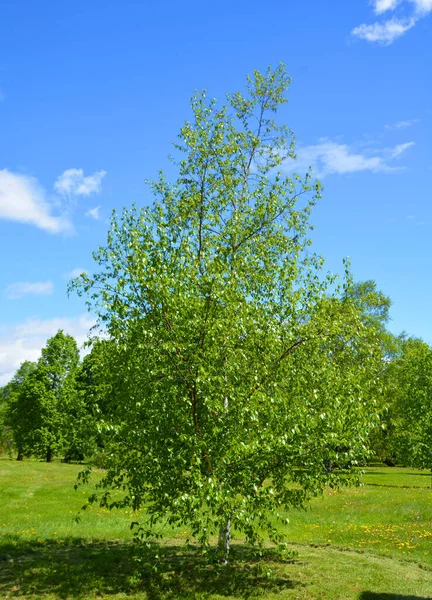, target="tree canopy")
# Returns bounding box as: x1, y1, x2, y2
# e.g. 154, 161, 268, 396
4, 331, 80, 462
389, 337, 432, 473
71, 65, 387, 560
